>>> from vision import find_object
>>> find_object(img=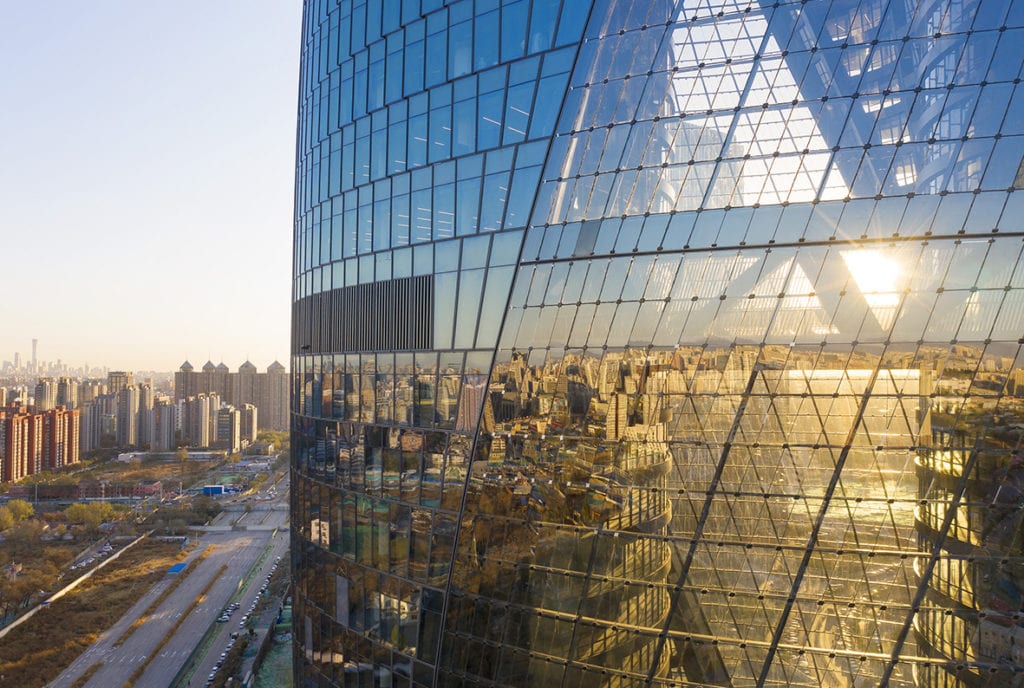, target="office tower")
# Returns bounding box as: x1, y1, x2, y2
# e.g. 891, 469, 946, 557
34, 377, 57, 412
0, 387, 7, 408
216, 406, 241, 454
14, 352, 21, 371
291, 1, 1024, 686
31, 338, 37, 373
